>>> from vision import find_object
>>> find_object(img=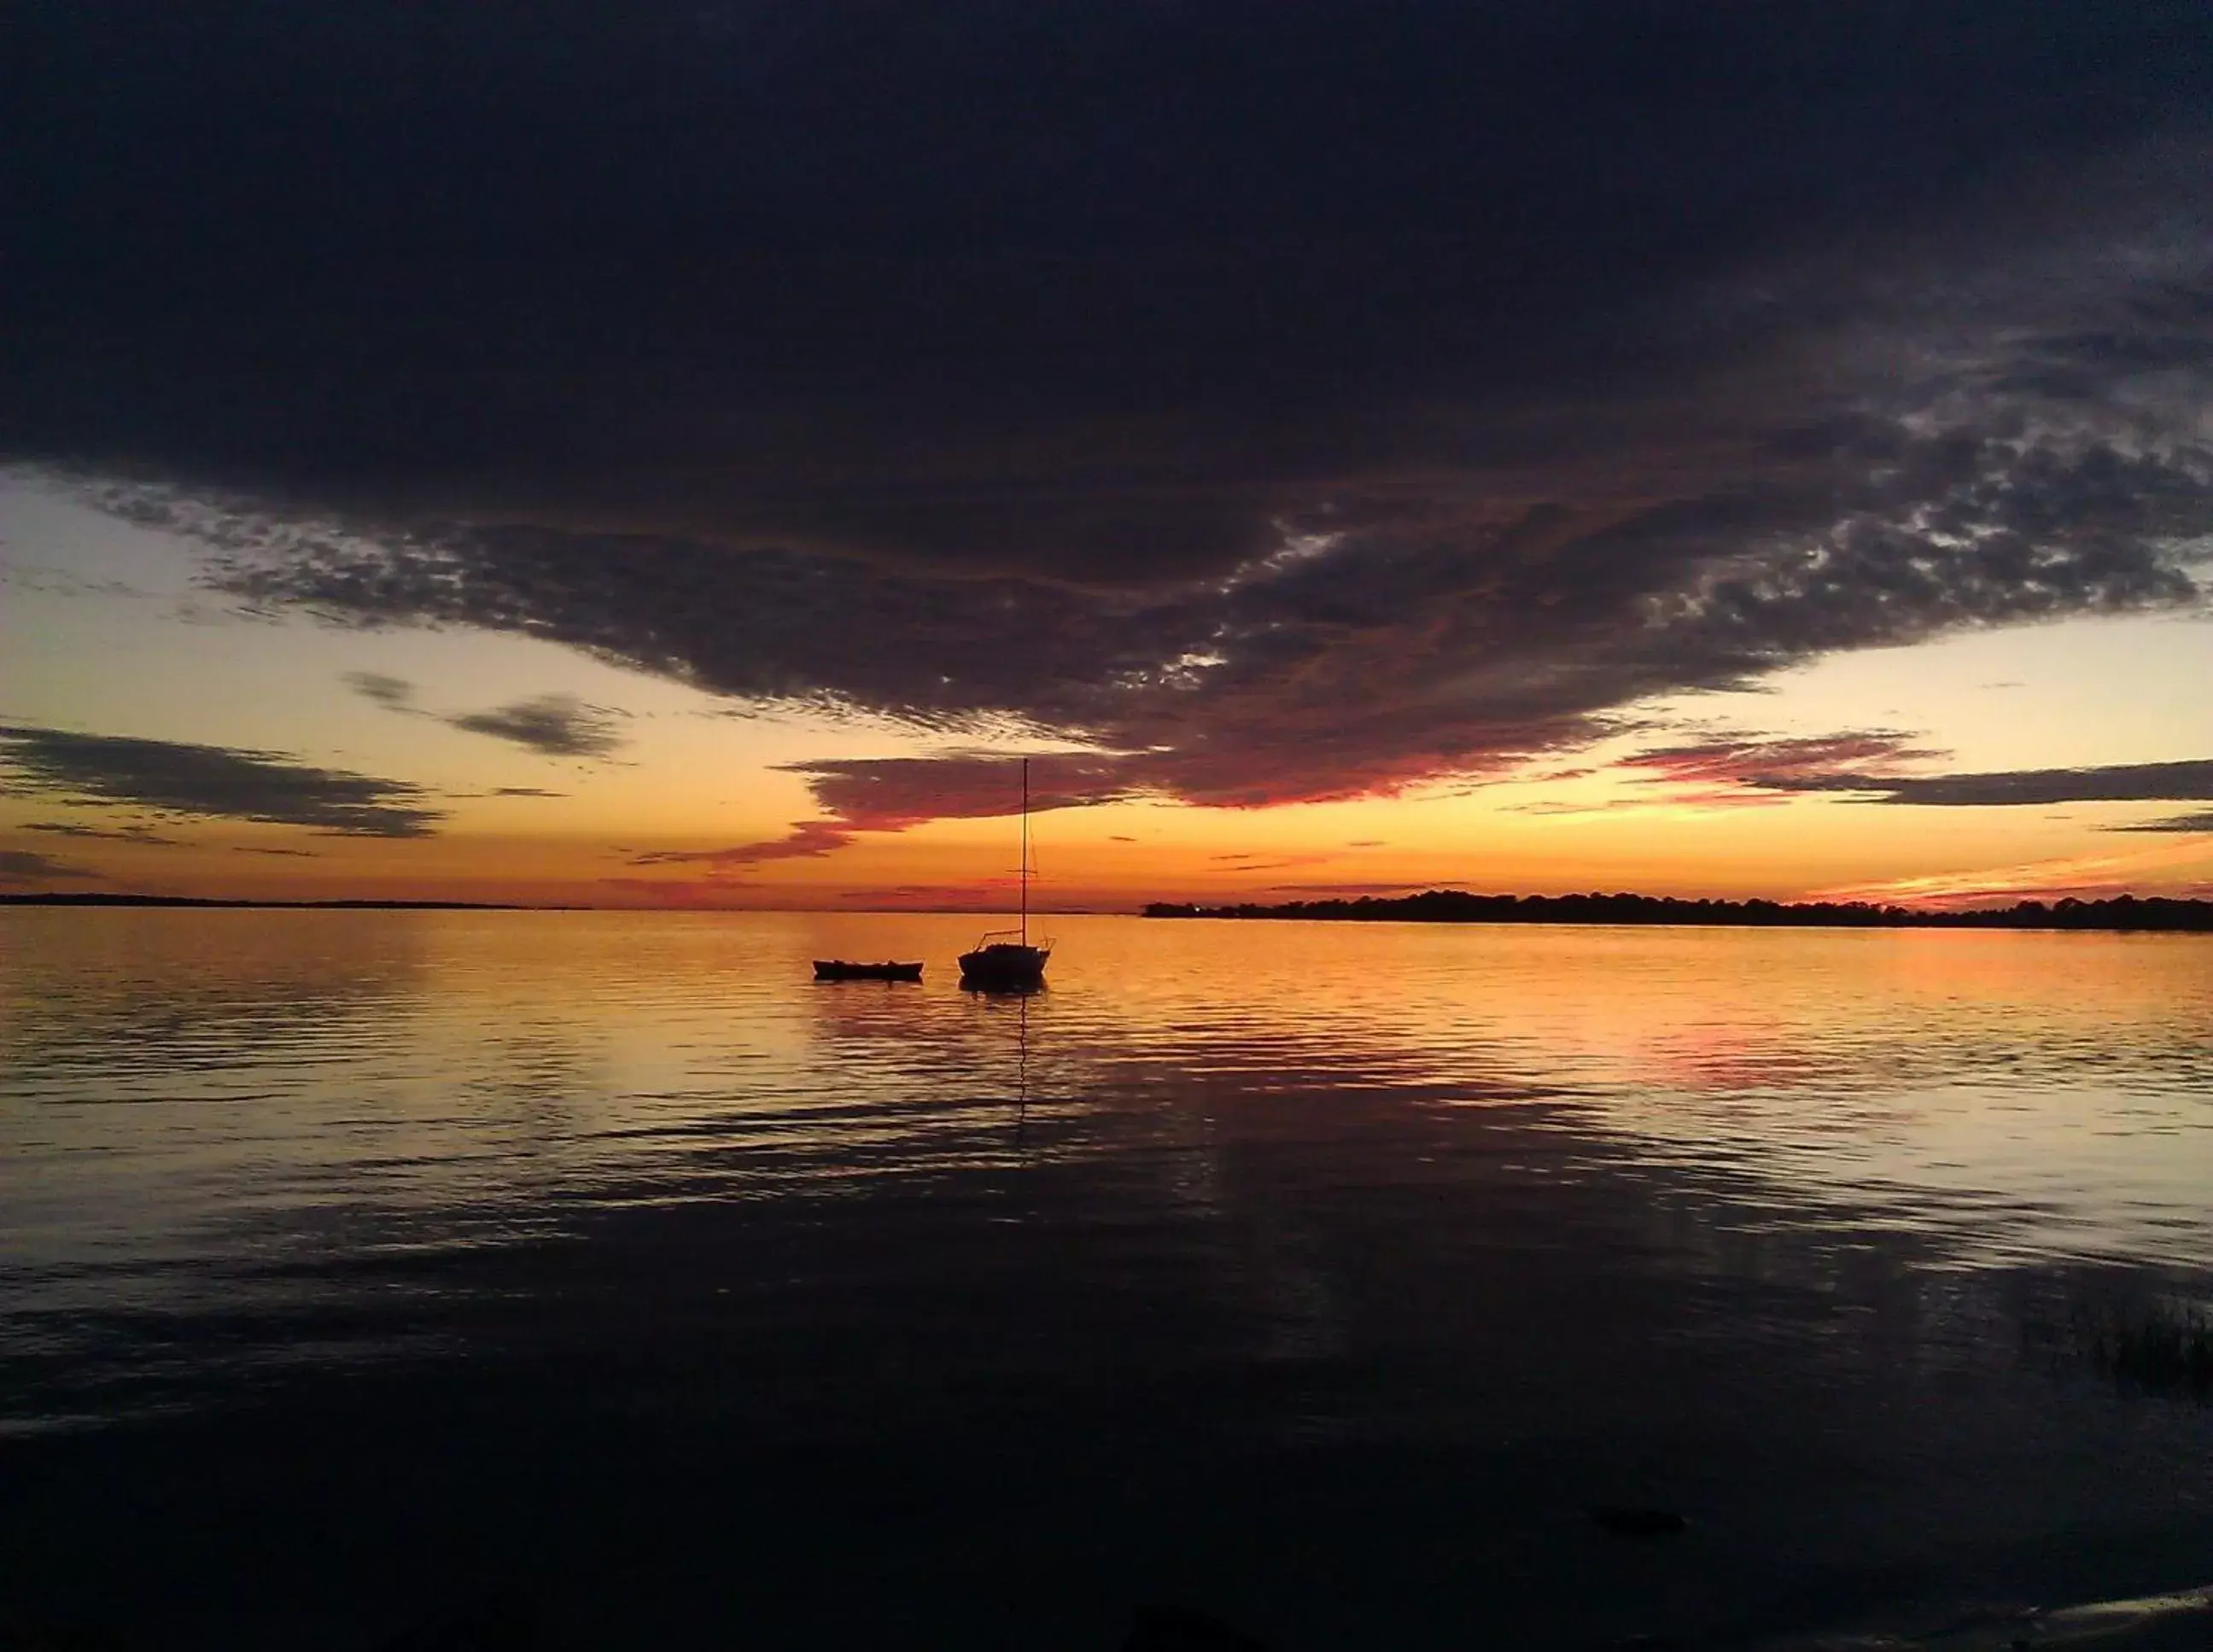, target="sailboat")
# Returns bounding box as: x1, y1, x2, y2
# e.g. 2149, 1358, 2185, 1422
958, 758, 1051, 991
